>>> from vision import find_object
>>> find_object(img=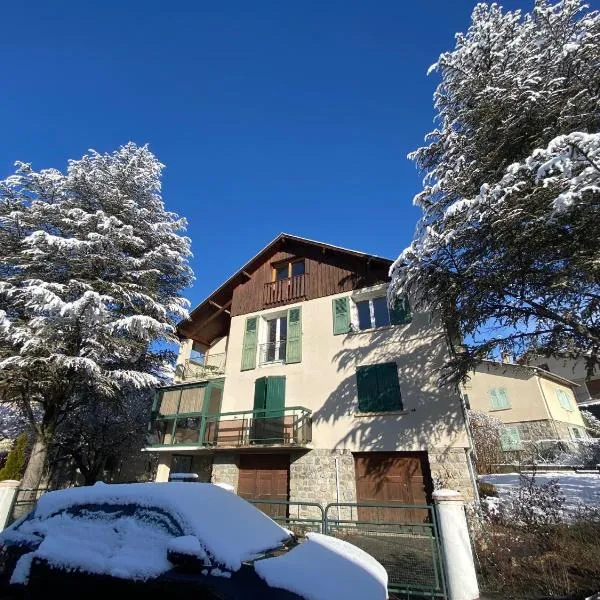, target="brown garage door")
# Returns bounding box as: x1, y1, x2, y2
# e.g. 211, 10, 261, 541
238, 454, 289, 518
354, 452, 433, 522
